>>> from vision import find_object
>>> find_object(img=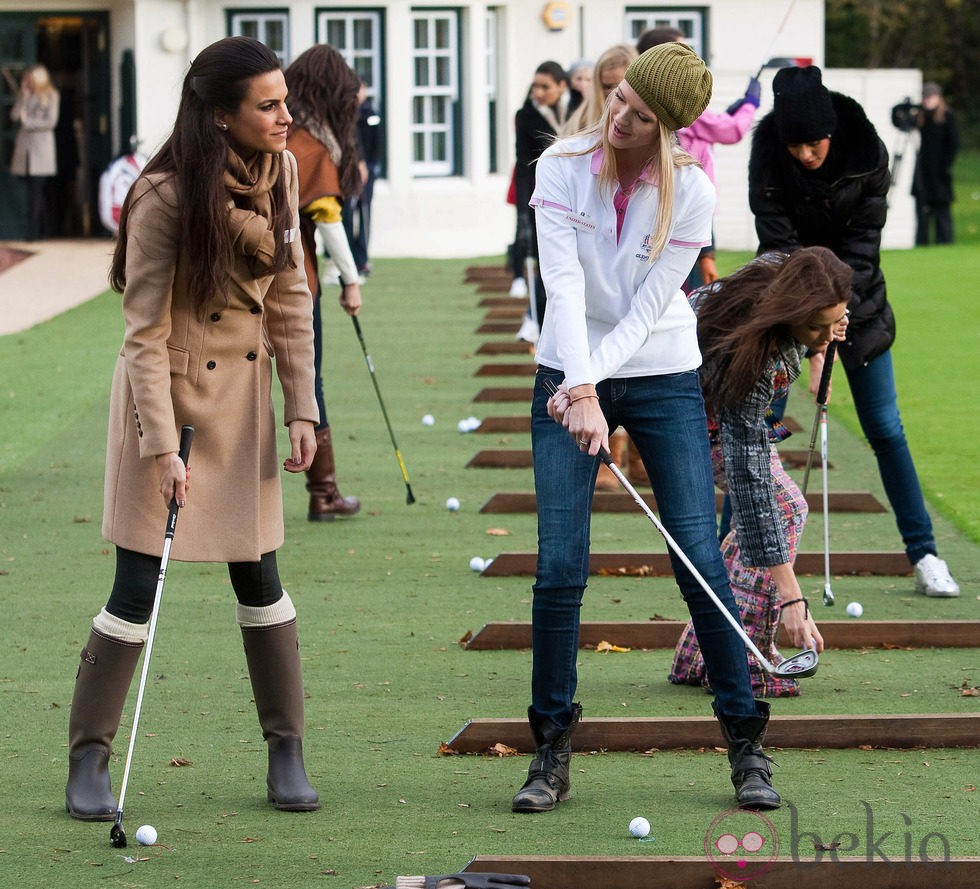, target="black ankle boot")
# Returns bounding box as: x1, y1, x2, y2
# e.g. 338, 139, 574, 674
511, 703, 582, 813
715, 700, 781, 810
